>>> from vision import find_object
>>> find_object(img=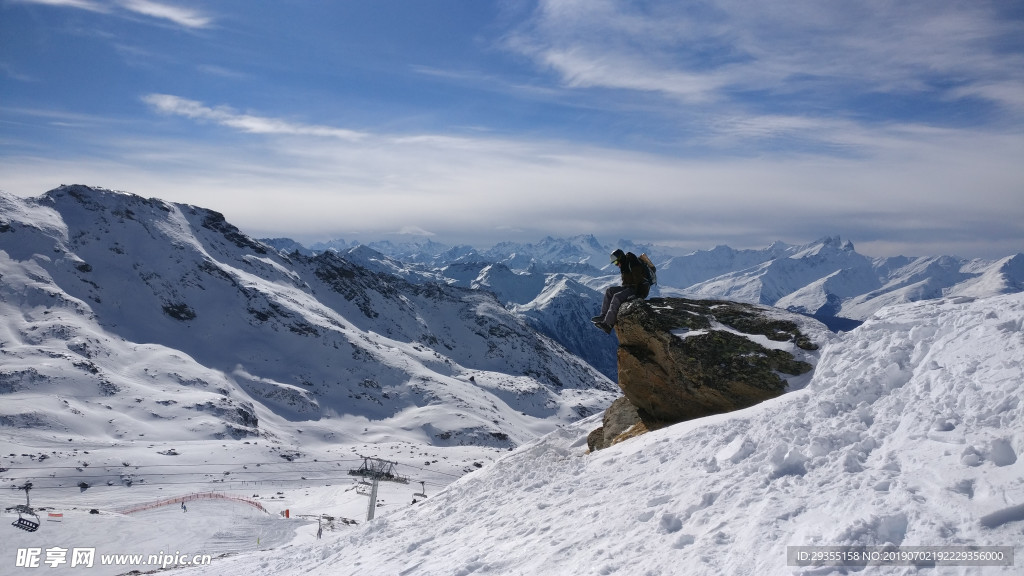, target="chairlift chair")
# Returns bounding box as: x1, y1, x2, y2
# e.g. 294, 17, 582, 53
12, 509, 40, 532
11, 484, 40, 532
412, 481, 427, 499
